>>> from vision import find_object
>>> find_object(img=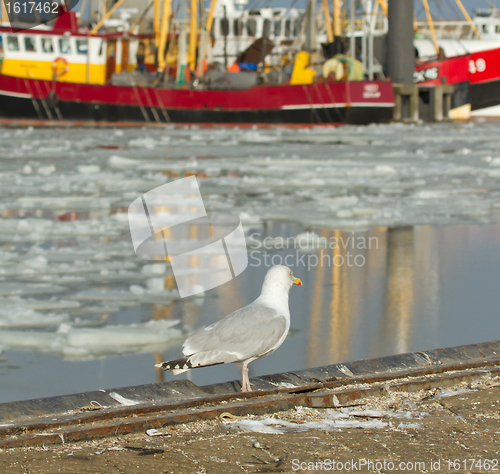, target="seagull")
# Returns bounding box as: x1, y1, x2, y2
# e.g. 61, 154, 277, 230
155, 265, 302, 392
